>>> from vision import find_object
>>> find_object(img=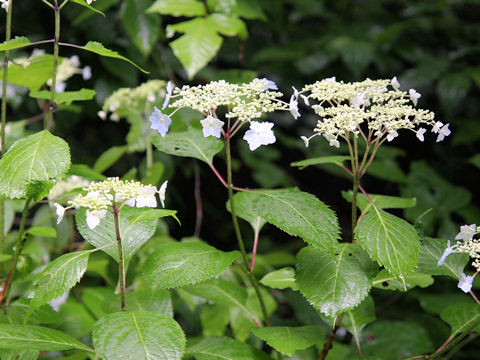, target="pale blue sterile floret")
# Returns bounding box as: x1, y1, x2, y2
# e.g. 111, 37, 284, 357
437, 240, 459, 266
200, 115, 225, 138
150, 106, 172, 137
243, 121, 276, 151
458, 273, 474, 293
254, 77, 278, 91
